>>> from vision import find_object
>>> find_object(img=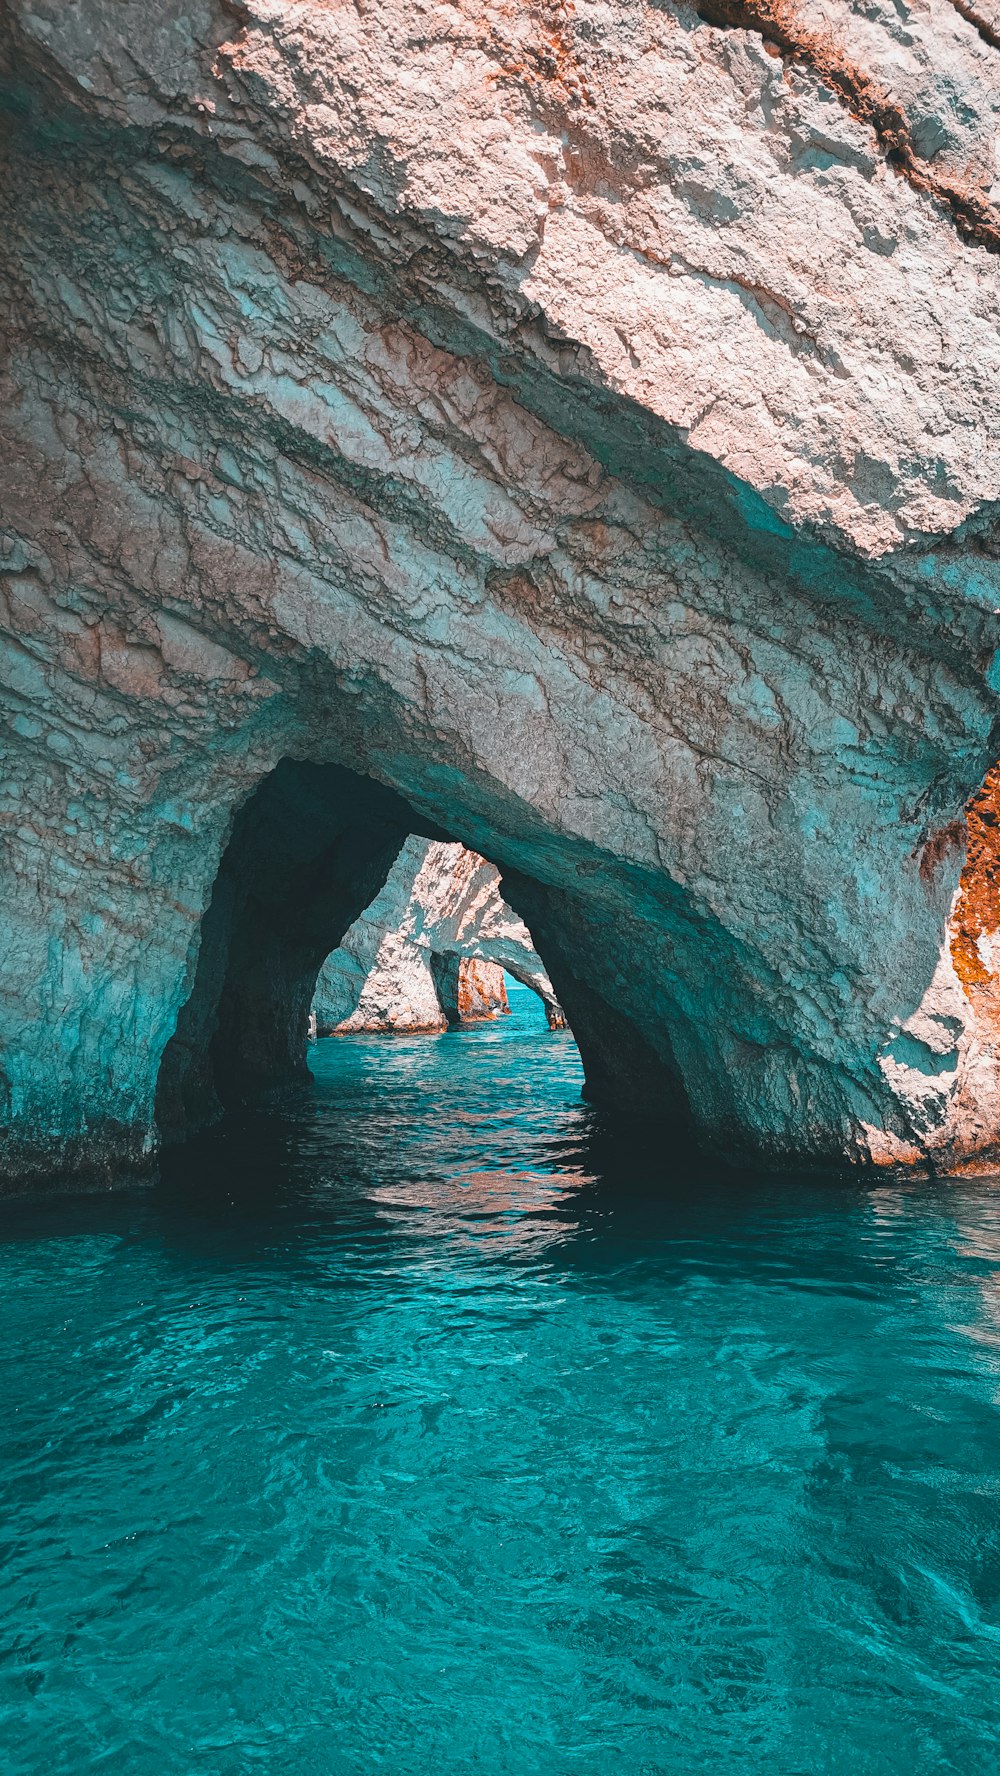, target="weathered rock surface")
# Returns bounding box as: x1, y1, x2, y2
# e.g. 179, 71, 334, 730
4, 0, 1000, 1184
433, 957, 511, 1026
314, 837, 564, 1033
